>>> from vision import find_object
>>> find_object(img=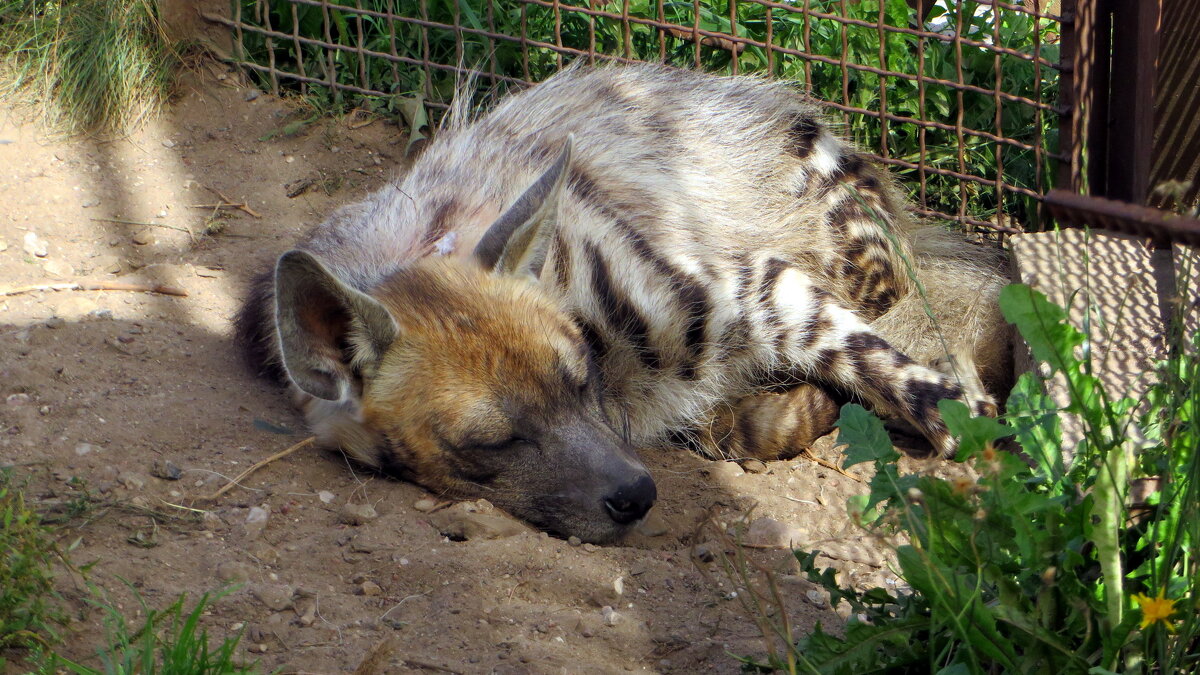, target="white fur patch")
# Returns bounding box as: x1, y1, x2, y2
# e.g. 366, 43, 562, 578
810, 132, 844, 177
433, 232, 458, 256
